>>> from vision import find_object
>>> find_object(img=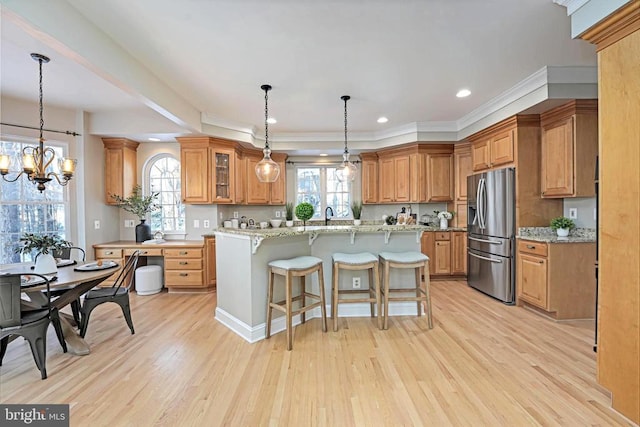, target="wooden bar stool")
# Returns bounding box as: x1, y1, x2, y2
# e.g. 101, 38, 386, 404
265, 256, 327, 350
331, 252, 382, 331
378, 251, 433, 330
